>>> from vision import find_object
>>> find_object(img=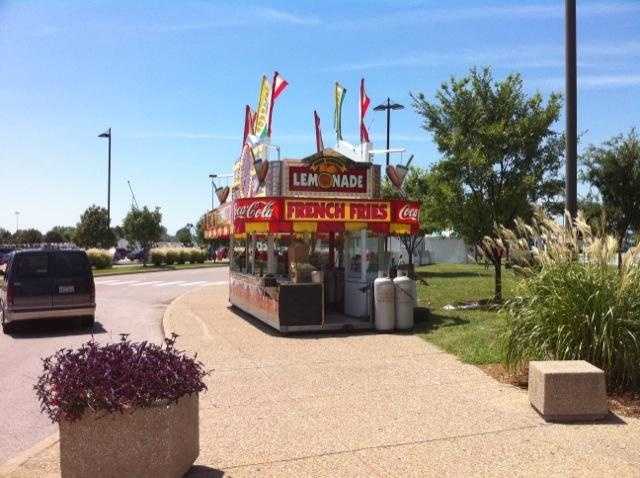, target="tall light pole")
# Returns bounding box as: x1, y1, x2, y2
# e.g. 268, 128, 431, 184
373, 98, 404, 167
565, 0, 577, 219
98, 128, 112, 224
14, 211, 19, 232
208, 174, 218, 211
